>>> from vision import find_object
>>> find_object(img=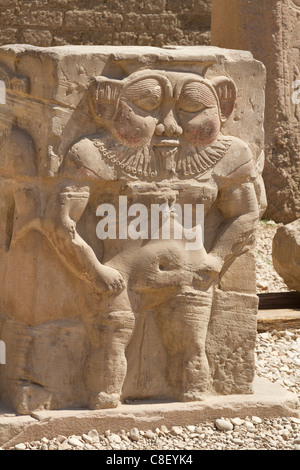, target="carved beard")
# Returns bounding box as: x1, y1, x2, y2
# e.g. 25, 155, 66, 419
93, 133, 233, 180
